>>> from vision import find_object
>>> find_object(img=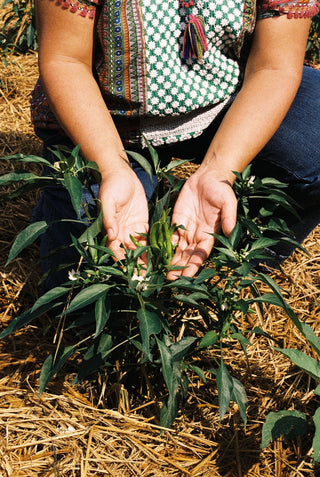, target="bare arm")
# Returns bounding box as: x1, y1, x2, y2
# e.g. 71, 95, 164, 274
168, 15, 311, 279
202, 14, 311, 179
36, 0, 149, 257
